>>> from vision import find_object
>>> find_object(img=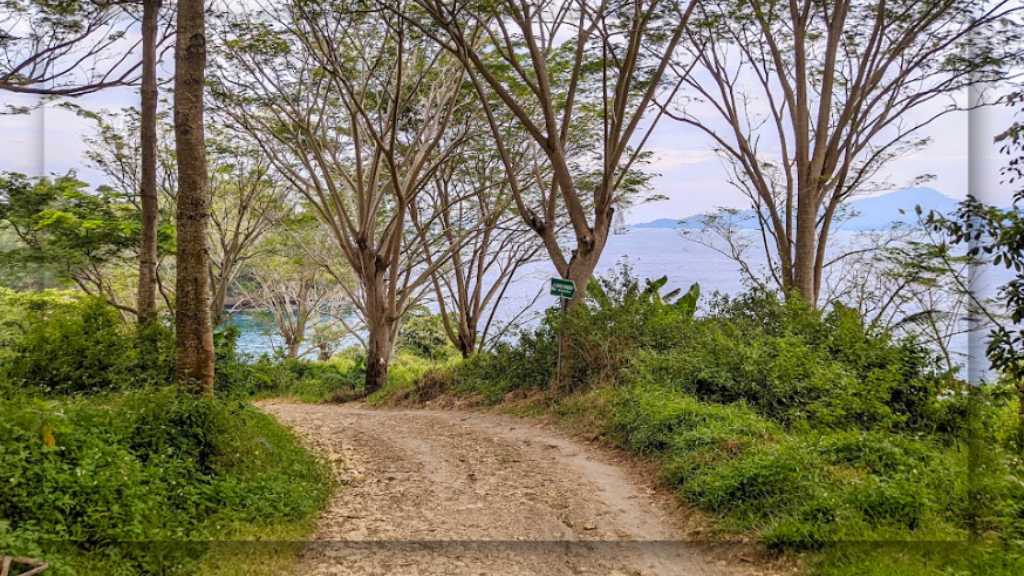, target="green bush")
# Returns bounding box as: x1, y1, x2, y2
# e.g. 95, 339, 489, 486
449, 270, 955, 435
397, 309, 458, 362
0, 290, 174, 394
608, 385, 991, 551
0, 388, 332, 575
214, 352, 365, 402
453, 326, 558, 402
610, 385, 778, 455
